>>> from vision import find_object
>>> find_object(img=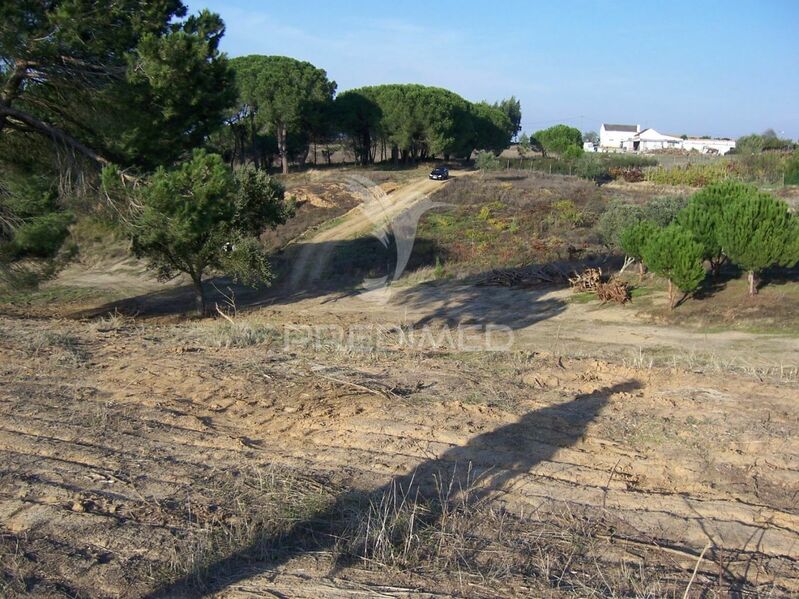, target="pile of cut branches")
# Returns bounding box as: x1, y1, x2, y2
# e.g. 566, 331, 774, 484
570, 267, 630, 304
568, 267, 602, 292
